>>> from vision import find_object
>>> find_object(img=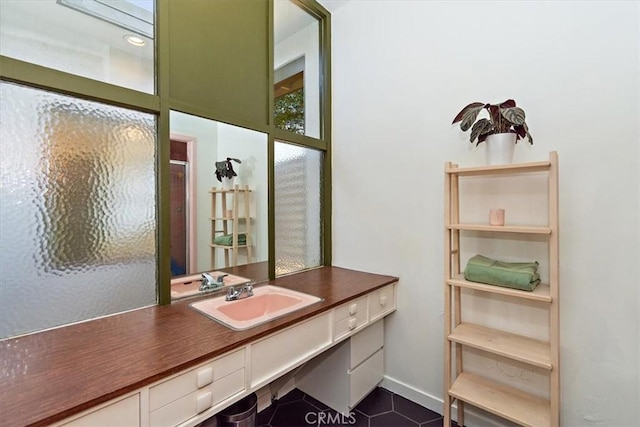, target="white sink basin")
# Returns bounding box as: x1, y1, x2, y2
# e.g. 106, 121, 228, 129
190, 285, 322, 330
